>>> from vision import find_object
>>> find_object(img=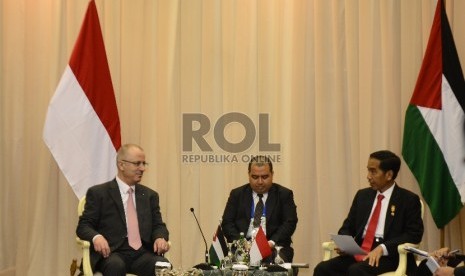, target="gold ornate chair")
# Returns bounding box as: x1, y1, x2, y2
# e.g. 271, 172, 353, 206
321, 199, 424, 276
